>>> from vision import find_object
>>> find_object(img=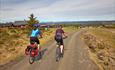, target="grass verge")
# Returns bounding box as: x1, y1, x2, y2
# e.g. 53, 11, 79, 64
82, 28, 115, 70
